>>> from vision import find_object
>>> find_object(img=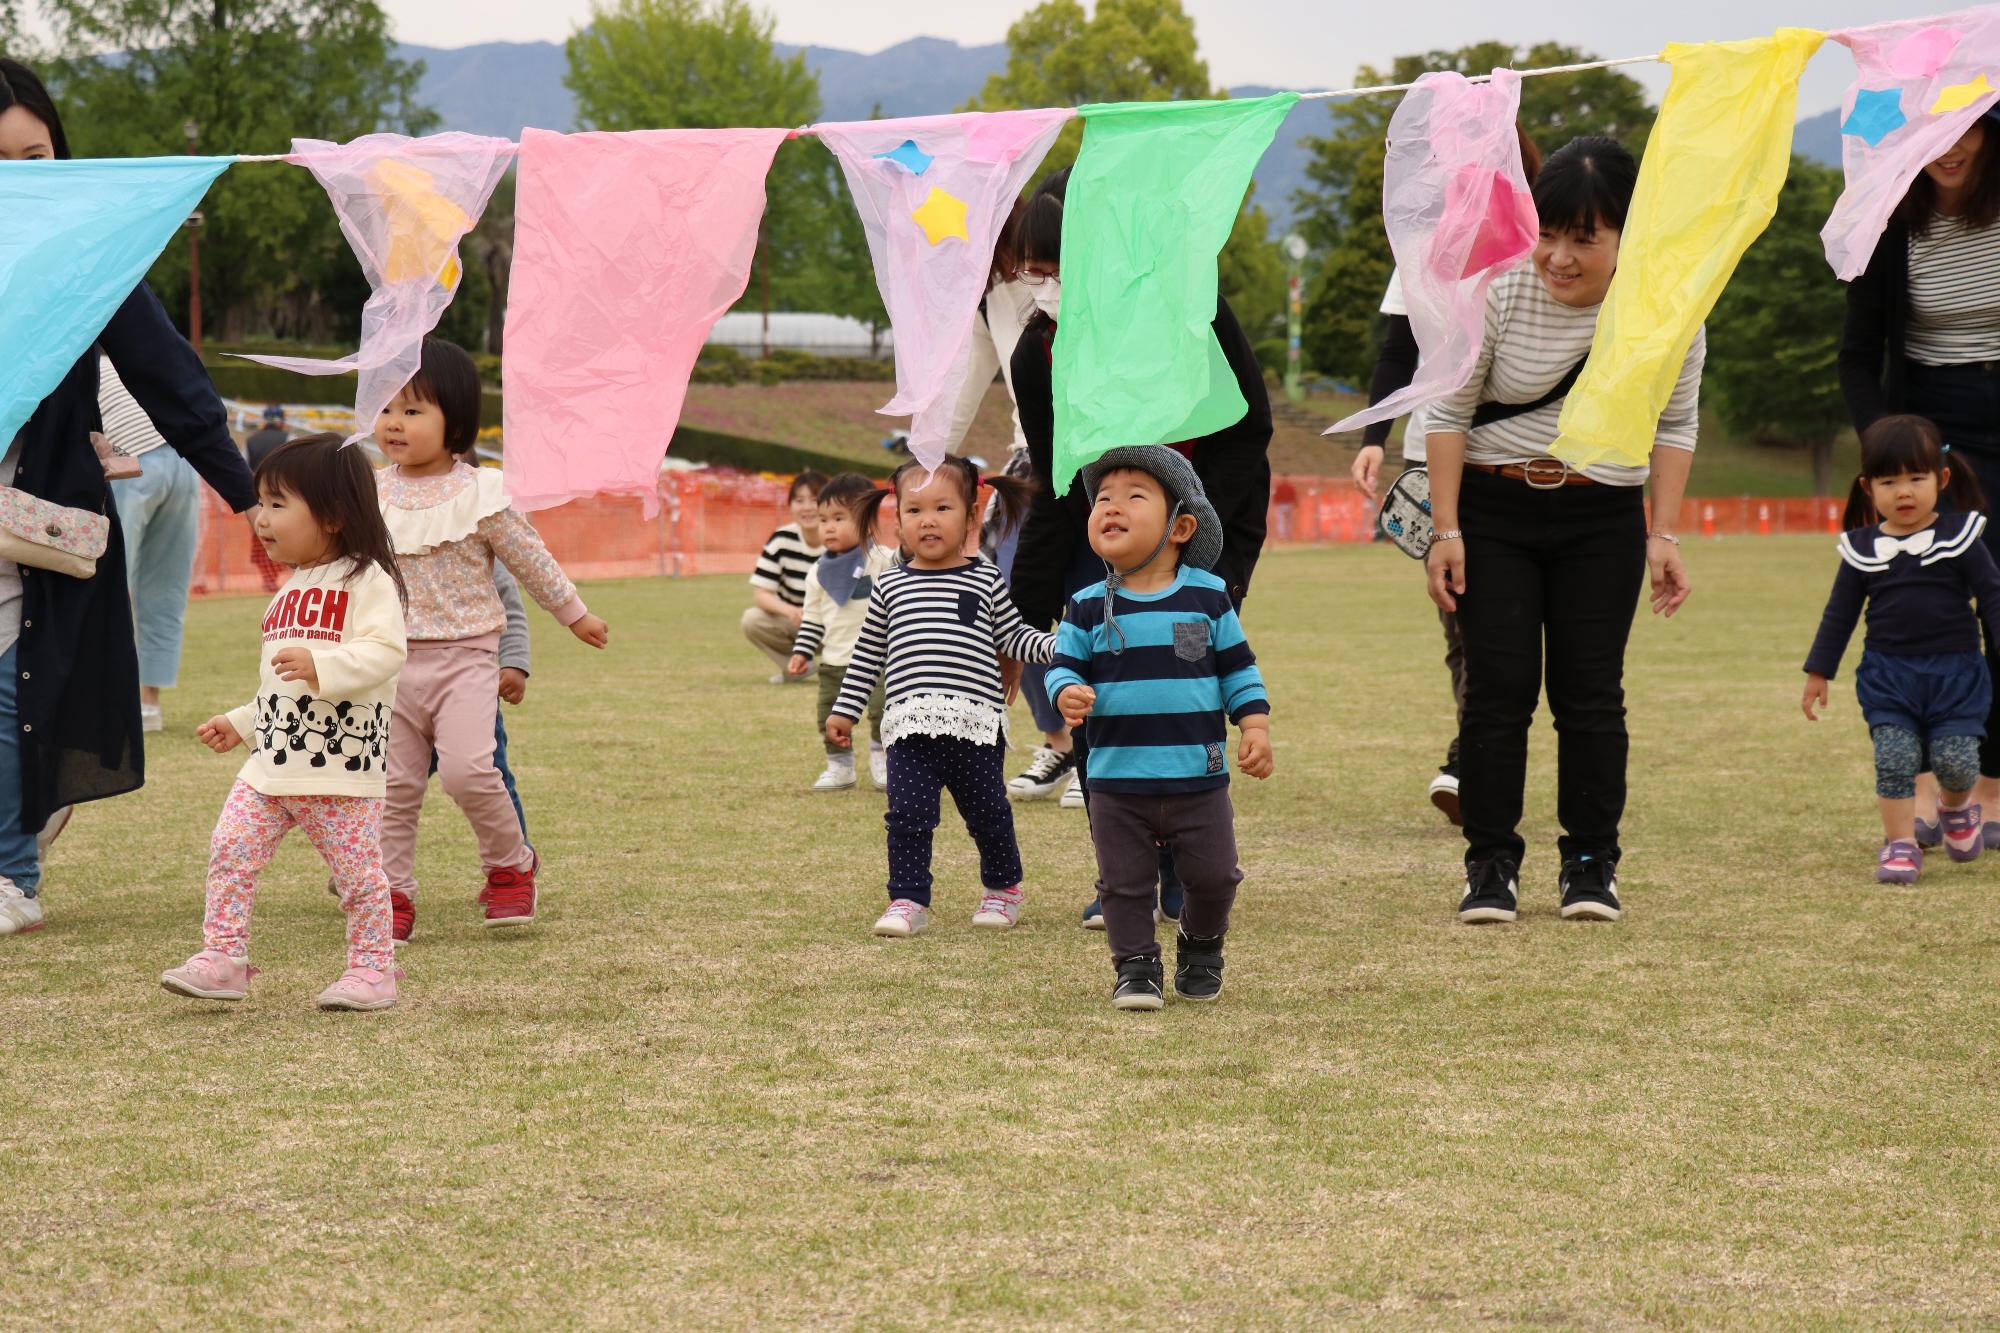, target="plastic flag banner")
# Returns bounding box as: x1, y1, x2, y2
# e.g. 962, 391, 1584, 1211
1822, 6, 2000, 280
817, 109, 1072, 471
1052, 93, 1300, 494
242, 132, 511, 443
1325, 71, 1536, 438
1552, 28, 1824, 470
502, 127, 789, 514
0, 156, 232, 449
